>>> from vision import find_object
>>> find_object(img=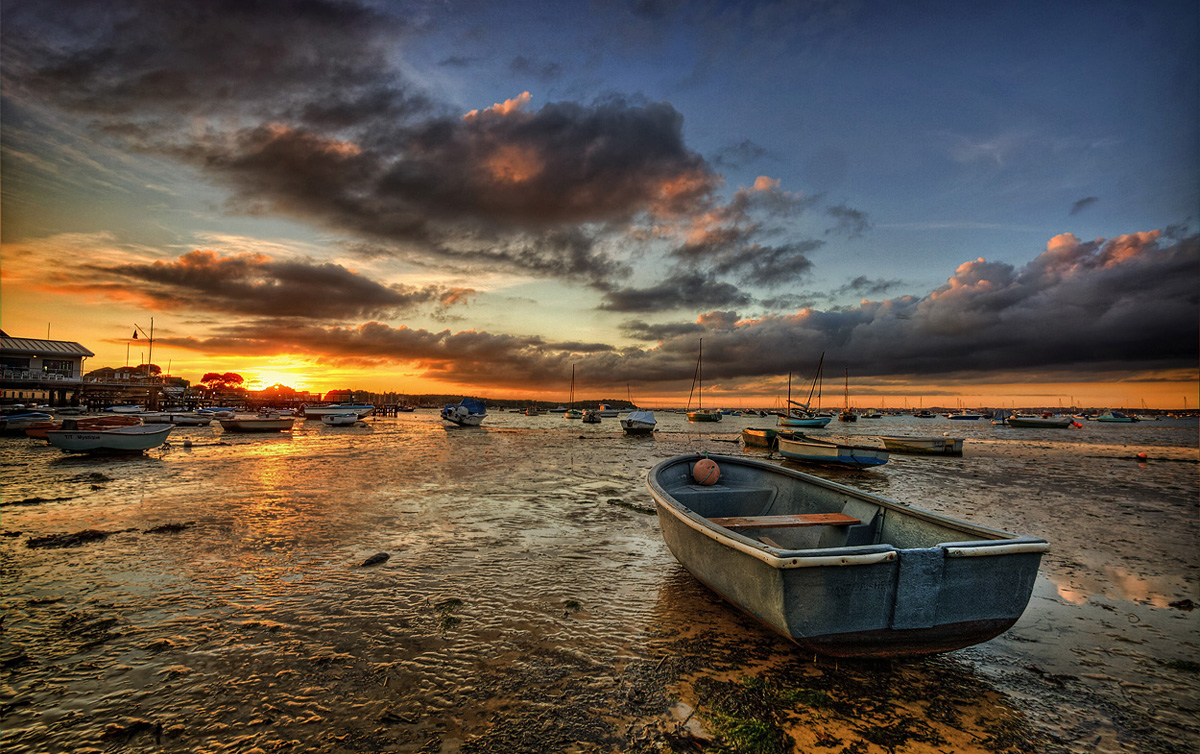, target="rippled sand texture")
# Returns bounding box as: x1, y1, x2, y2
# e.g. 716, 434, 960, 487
2, 412, 1197, 753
